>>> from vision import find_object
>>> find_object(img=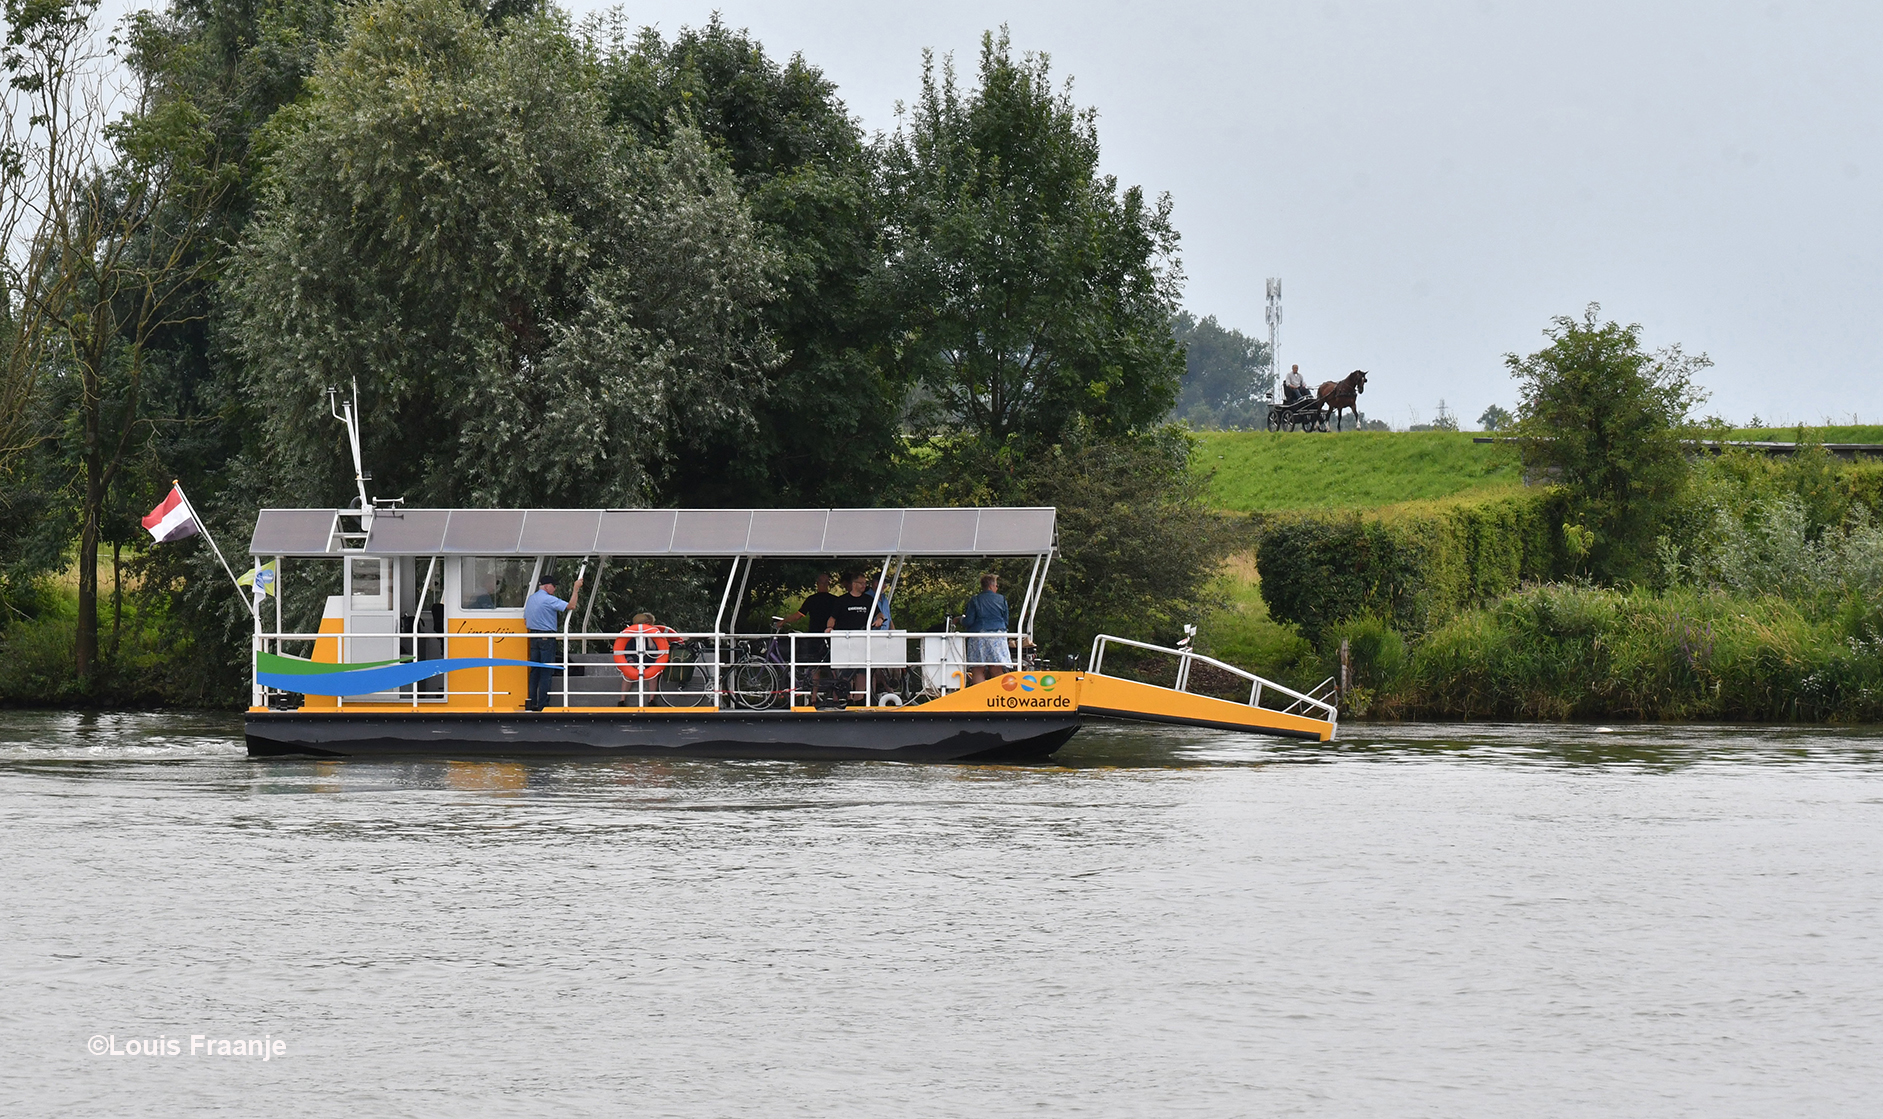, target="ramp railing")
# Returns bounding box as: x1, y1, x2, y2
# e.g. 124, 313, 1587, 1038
1087, 633, 1339, 727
